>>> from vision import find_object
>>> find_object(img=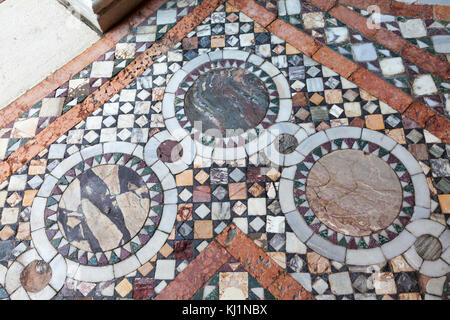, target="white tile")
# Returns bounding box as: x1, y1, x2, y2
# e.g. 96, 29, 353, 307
346, 248, 385, 265
266, 216, 285, 233
158, 204, 177, 234
399, 19, 427, 38
352, 43, 378, 62
412, 74, 438, 96
406, 219, 445, 237
91, 61, 114, 78
411, 174, 431, 208
381, 230, 416, 259
136, 230, 168, 264
361, 128, 398, 151
329, 272, 353, 295
157, 9, 177, 25
248, 198, 267, 216
379, 57, 405, 77
325, 27, 349, 45
431, 35, 450, 53
113, 255, 141, 279
31, 229, 57, 262
307, 234, 346, 262
420, 259, 449, 277
155, 260, 176, 280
